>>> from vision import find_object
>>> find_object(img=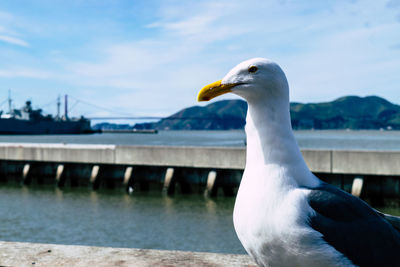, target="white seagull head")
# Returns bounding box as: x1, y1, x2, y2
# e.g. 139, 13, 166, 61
197, 58, 289, 104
